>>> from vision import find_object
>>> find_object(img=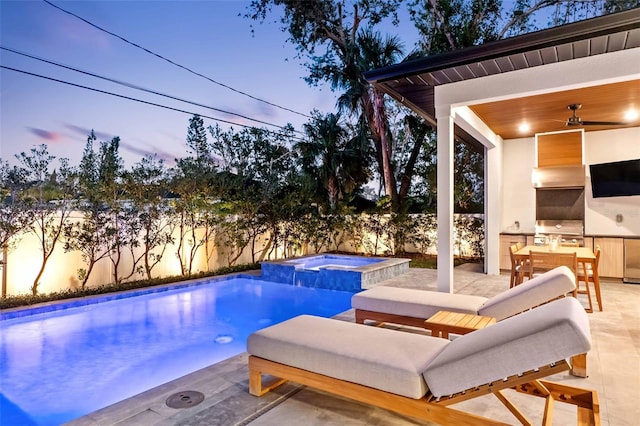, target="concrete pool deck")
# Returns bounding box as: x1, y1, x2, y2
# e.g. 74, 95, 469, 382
69, 264, 640, 426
